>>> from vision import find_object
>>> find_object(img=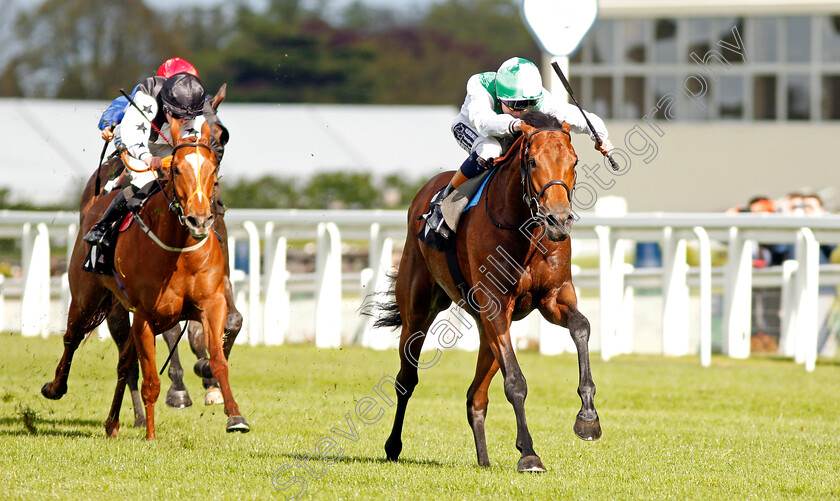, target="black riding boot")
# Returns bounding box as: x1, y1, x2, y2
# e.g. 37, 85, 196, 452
83, 190, 129, 245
